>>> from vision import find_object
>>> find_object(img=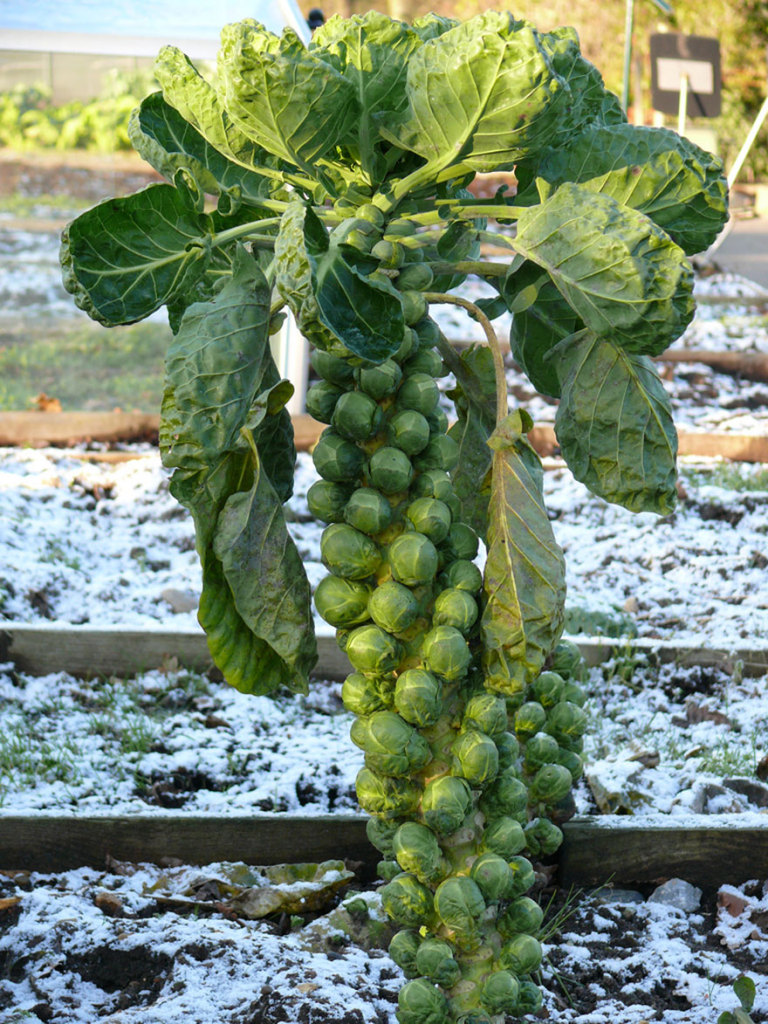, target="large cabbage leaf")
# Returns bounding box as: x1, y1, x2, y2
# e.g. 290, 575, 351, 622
533, 123, 728, 255
481, 411, 566, 688
514, 184, 695, 356
60, 184, 211, 326
553, 329, 678, 514
160, 249, 316, 694
392, 11, 568, 173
